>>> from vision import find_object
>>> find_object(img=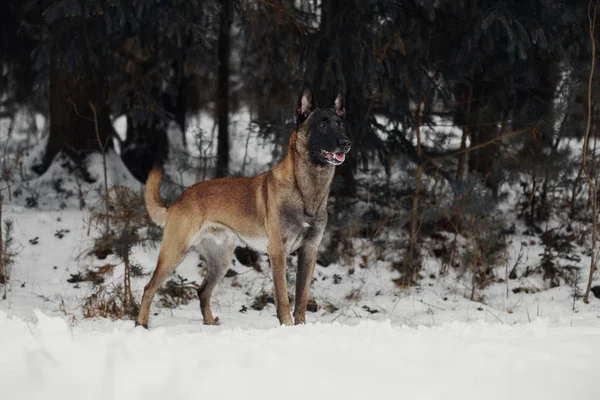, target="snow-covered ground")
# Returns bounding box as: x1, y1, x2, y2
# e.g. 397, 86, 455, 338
1, 311, 598, 400
2, 203, 599, 329
1, 110, 599, 399
1, 179, 598, 399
